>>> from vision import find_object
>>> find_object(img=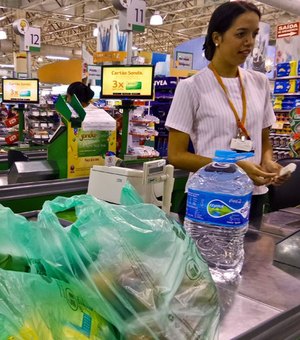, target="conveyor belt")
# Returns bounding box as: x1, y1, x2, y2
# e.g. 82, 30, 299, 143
0, 177, 89, 201
0, 149, 47, 170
